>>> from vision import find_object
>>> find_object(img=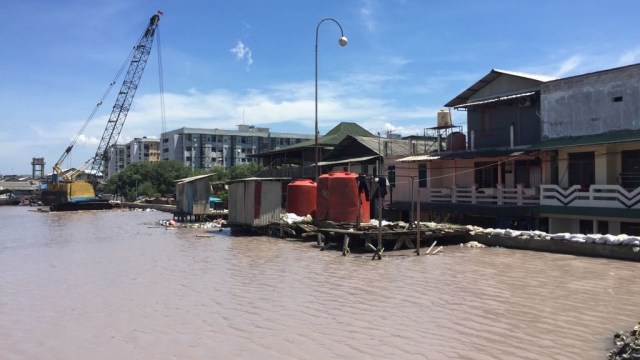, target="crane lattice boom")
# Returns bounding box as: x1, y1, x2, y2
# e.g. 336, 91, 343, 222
89, 14, 160, 177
